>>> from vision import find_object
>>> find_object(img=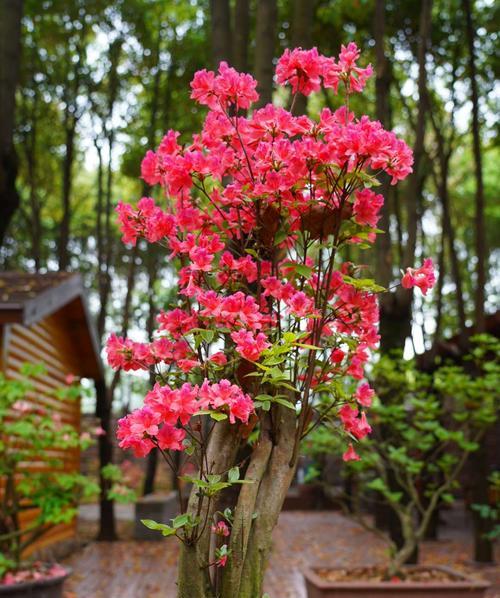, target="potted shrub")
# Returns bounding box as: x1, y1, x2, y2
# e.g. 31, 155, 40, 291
0, 364, 99, 598
303, 336, 499, 597
107, 43, 435, 597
